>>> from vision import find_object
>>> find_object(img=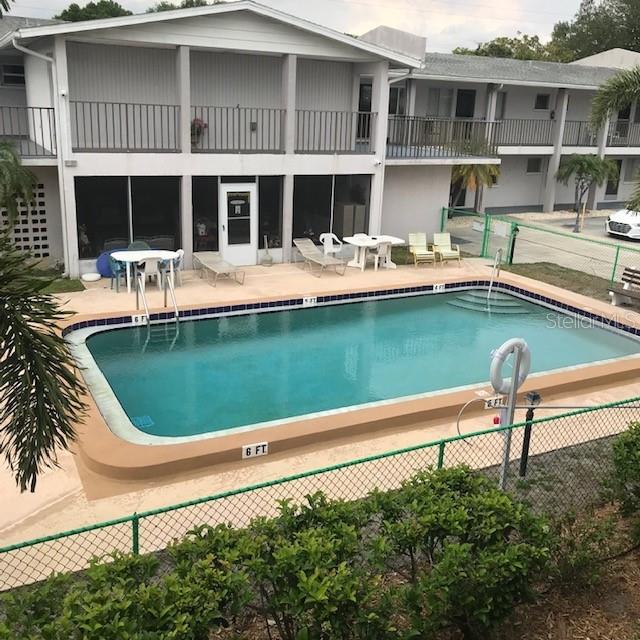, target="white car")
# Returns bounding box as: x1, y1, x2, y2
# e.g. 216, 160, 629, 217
606, 209, 640, 240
